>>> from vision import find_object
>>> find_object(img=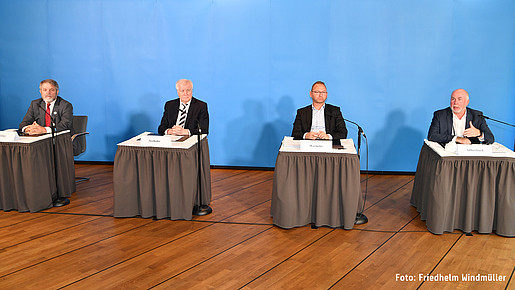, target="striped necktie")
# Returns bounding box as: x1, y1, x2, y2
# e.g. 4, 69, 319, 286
178, 103, 187, 127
